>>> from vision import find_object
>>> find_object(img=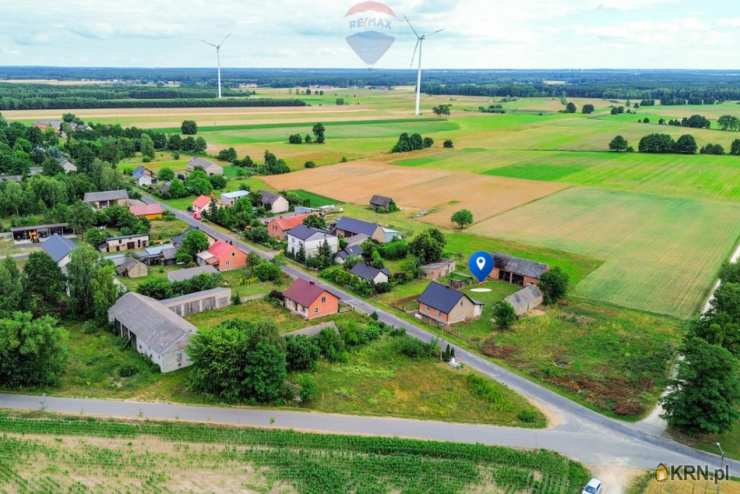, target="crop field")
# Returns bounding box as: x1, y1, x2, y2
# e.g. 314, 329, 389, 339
473, 188, 740, 317
264, 160, 568, 227
0, 413, 589, 494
